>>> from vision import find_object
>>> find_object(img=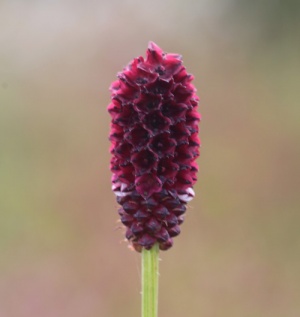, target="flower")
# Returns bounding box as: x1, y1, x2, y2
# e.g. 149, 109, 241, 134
108, 42, 200, 252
